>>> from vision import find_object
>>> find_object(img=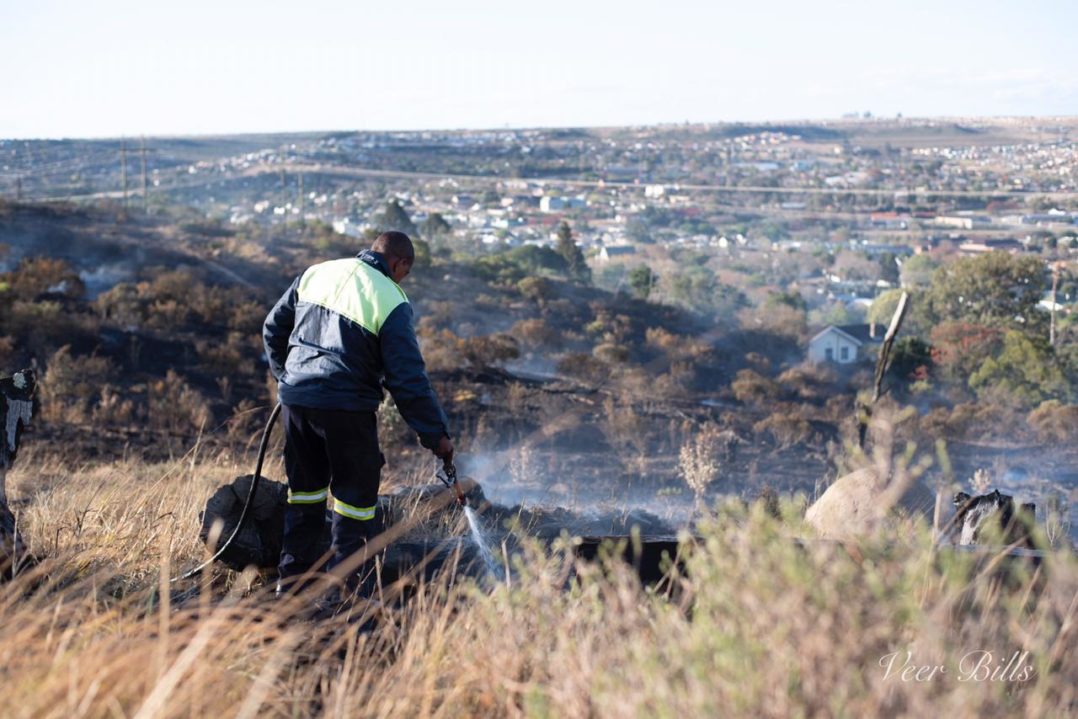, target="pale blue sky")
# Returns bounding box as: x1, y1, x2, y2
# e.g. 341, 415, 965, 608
1, 0, 1075, 138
